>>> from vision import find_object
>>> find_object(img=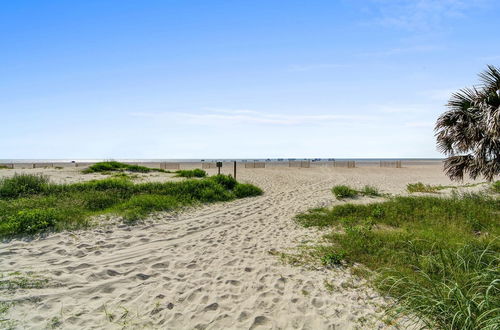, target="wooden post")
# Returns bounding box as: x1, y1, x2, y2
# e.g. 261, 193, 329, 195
233, 161, 237, 180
